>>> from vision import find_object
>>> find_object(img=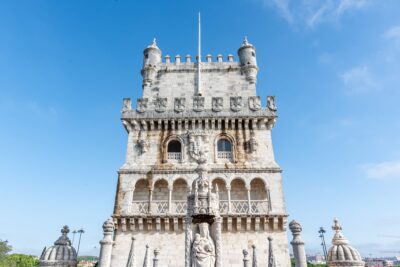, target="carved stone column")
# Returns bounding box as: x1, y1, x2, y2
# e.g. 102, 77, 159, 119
98, 218, 114, 267
214, 217, 222, 267
227, 186, 232, 213
247, 187, 251, 214
168, 186, 173, 213
148, 187, 153, 214
289, 220, 307, 267
184, 216, 192, 267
